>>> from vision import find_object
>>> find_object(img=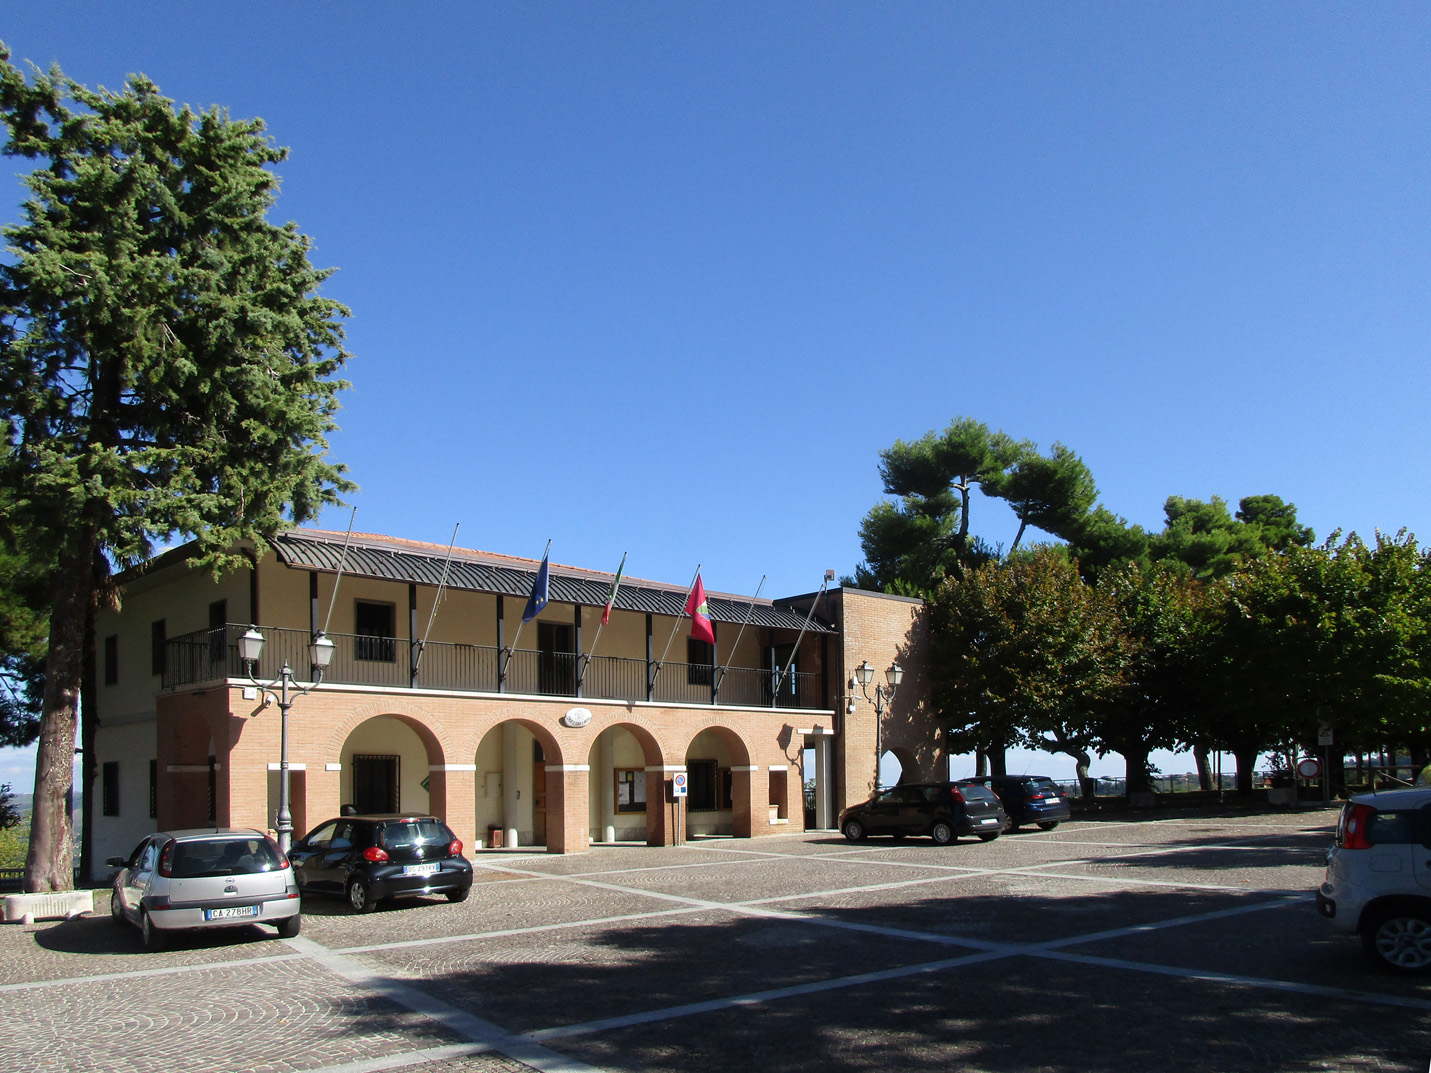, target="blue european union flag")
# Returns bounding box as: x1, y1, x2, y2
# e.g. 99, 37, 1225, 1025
522, 552, 550, 624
